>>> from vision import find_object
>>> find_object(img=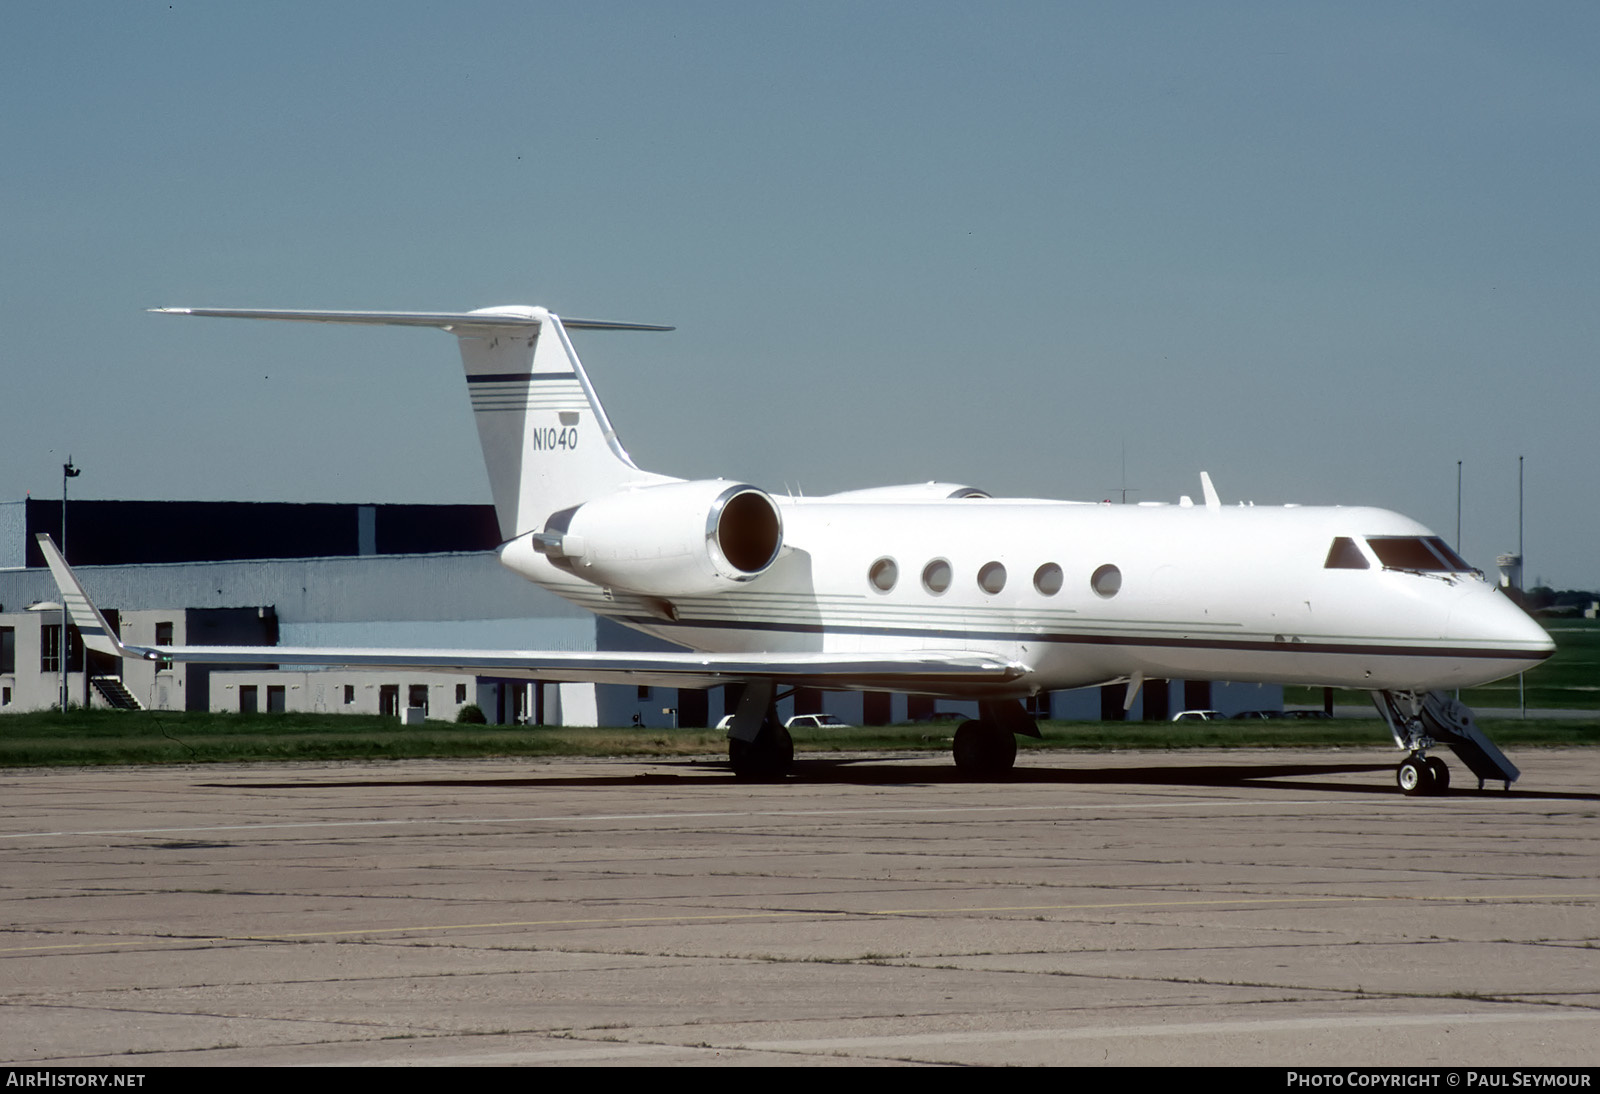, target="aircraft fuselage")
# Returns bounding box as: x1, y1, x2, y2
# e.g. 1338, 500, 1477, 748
499, 495, 1551, 698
